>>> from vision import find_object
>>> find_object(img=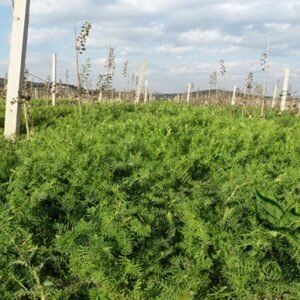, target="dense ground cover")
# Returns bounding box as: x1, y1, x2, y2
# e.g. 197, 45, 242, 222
0, 102, 300, 299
